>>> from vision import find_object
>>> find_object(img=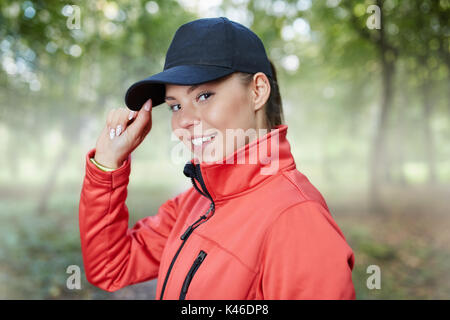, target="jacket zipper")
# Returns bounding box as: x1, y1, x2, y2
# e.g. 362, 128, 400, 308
179, 250, 207, 300
159, 163, 215, 300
